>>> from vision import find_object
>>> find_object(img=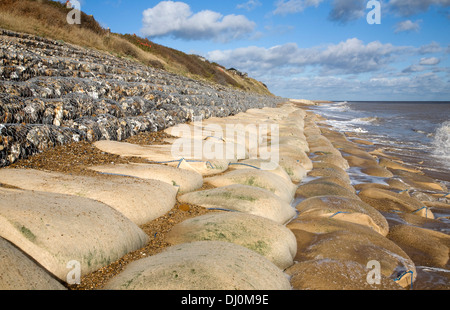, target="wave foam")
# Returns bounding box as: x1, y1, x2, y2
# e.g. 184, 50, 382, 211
432, 121, 450, 163
324, 101, 351, 112
326, 119, 368, 133
351, 116, 383, 125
